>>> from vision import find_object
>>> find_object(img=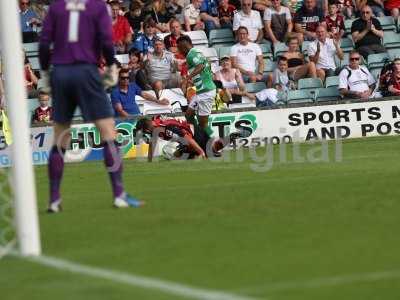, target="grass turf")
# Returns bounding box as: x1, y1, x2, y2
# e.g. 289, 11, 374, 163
1, 136, 400, 300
